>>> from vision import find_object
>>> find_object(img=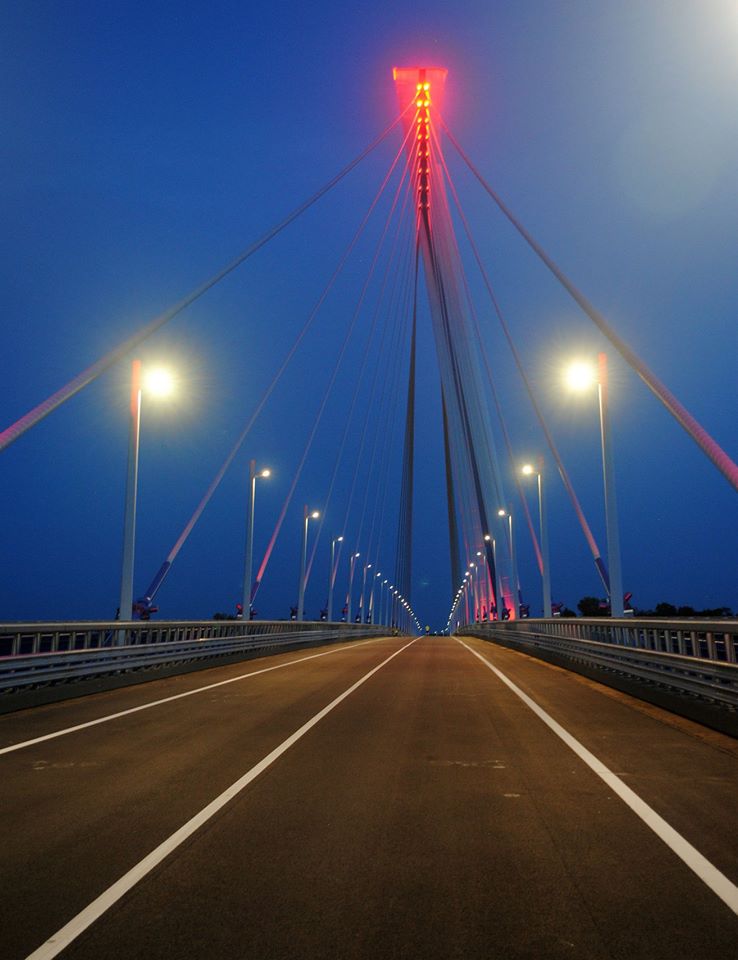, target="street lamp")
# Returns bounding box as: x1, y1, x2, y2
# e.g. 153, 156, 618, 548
346, 552, 360, 624
522, 459, 551, 617
327, 535, 343, 623
565, 353, 624, 616
297, 506, 320, 621
368, 570, 381, 624
497, 508, 520, 619
359, 562, 372, 623
119, 360, 174, 627
483, 533, 502, 619
469, 562, 480, 620
242, 461, 271, 620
